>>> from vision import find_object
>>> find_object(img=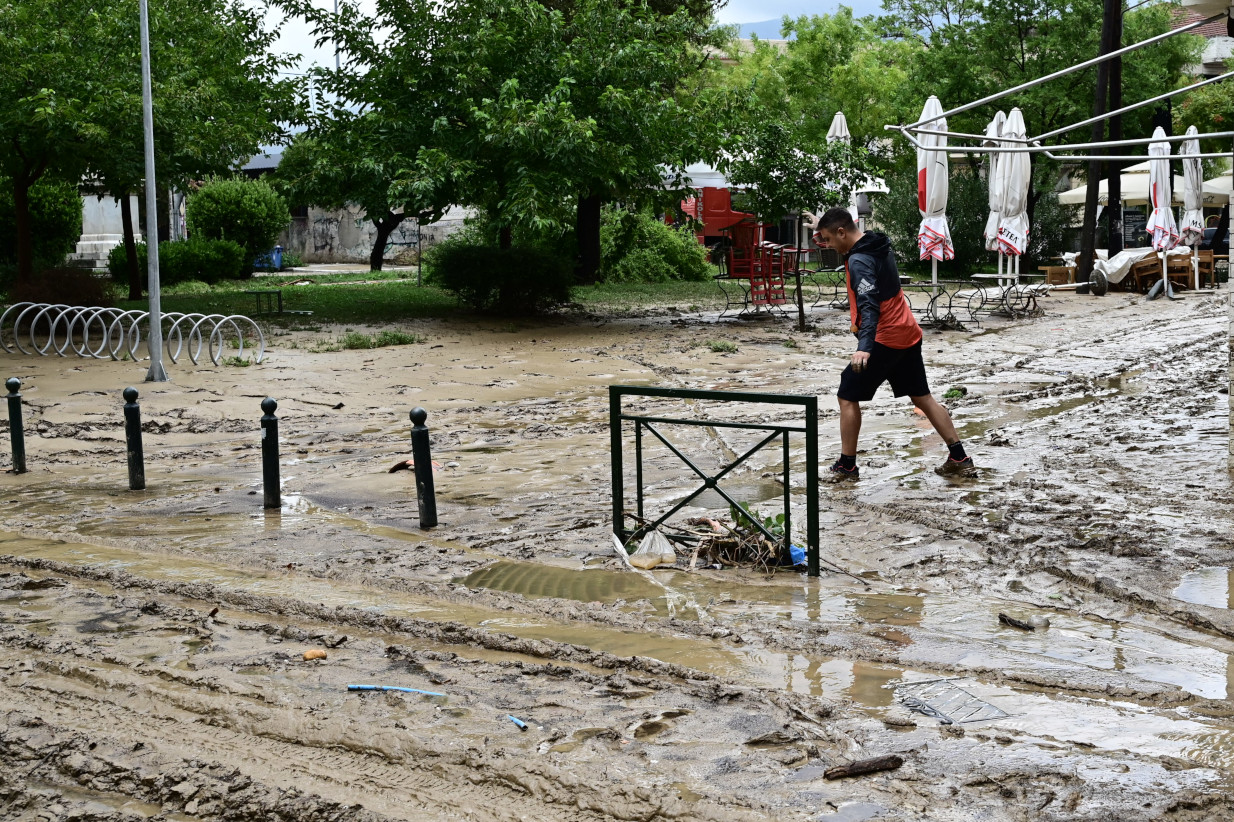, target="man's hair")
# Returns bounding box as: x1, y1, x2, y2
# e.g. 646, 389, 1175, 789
818, 207, 856, 233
